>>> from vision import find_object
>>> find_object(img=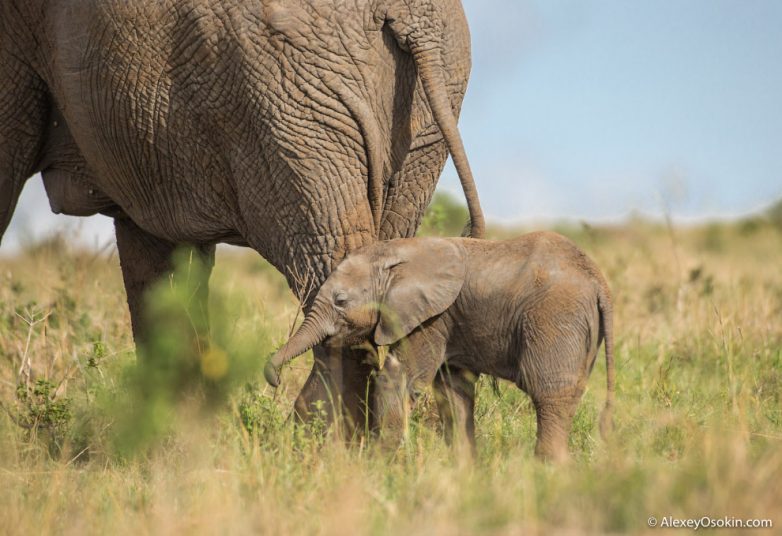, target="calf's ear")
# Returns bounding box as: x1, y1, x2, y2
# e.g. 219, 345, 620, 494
374, 238, 466, 346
